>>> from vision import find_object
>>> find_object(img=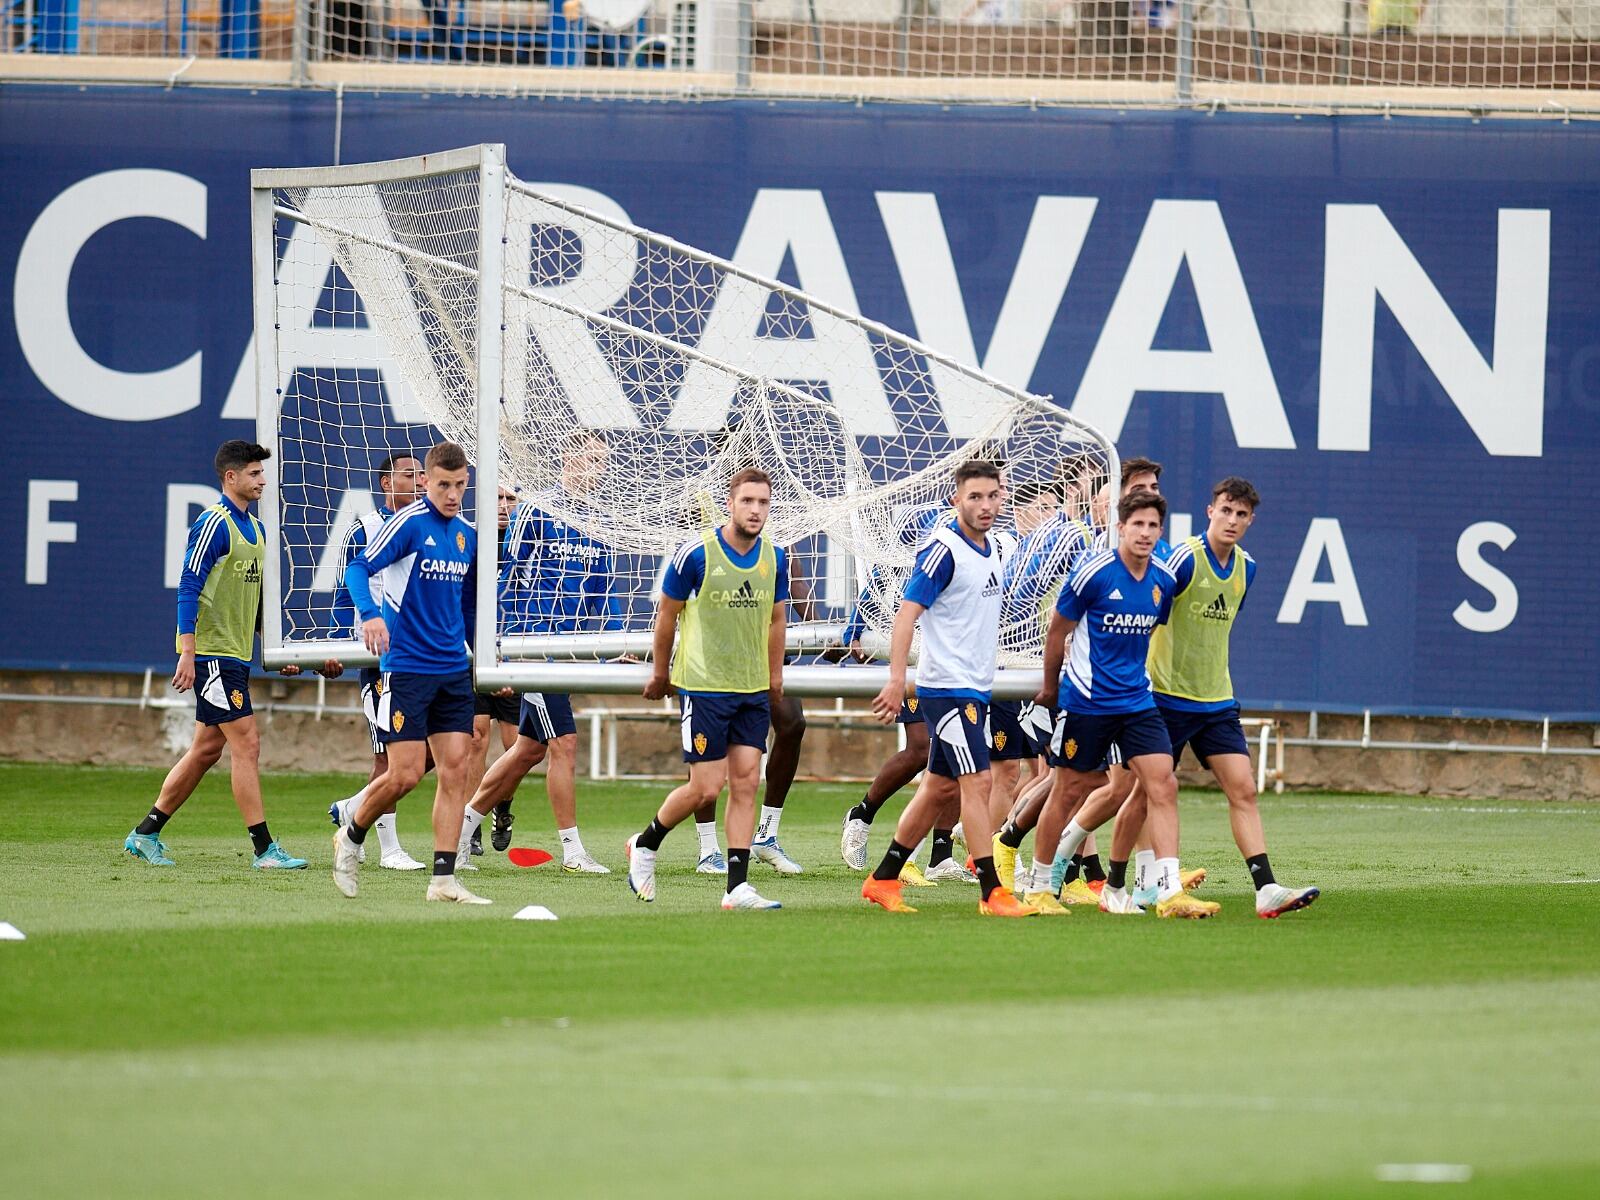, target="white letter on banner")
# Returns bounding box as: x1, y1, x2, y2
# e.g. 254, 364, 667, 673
26, 480, 79, 585
16, 171, 206, 422
1318, 206, 1549, 457
672, 189, 896, 436
1073, 200, 1293, 449
1453, 521, 1519, 634
1276, 518, 1368, 627
505, 184, 641, 429
222, 202, 447, 424
165, 485, 222, 588
877, 192, 1098, 435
